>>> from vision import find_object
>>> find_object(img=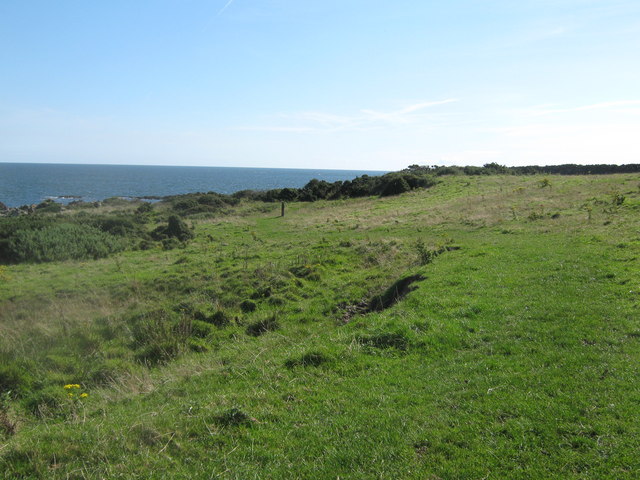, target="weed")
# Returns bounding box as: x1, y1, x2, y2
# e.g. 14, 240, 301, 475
611, 192, 625, 206
356, 331, 410, 351
214, 407, 251, 427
